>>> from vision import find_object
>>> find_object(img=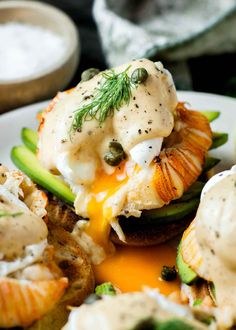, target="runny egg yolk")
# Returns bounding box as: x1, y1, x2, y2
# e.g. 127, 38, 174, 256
85, 161, 130, 249
94, 244, 179, 295
85, 161, 179, 295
